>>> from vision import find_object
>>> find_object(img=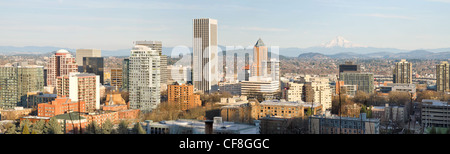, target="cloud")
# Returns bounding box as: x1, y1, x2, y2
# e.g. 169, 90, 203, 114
355, 13, 415, 20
